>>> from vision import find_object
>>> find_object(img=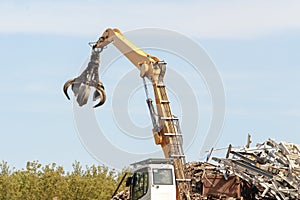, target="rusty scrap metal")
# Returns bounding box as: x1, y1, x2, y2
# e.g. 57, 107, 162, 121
184, 162, 254, 200
111, 190, 130, 200
213, 139, 300, 199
